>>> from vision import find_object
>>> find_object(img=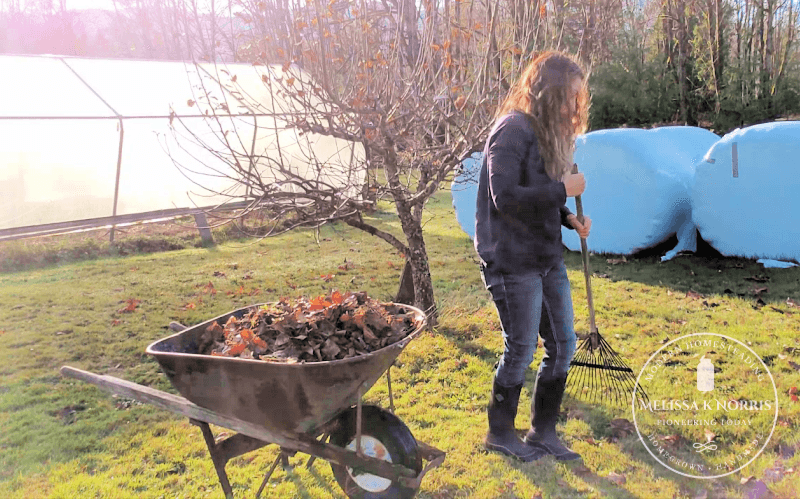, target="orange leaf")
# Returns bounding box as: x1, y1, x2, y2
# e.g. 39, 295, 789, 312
231, 74, 237, 83
184, 302, 196, 310
240, 329, 255, 342
228, 343, 246, 355
331, 290, 344, 304
225, 316, 238, 326
253, 337, 267, 349
111, 320, 121, 326
431, 43, 441, 51
118, 298, 141, 313
443, 40, 451, 50
286, 77, 296, 86
187, 99, 195, 107
473, 22, 483, 30
454, 94, 467, 110
539, 4, 547, 17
